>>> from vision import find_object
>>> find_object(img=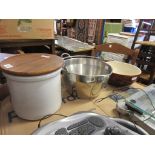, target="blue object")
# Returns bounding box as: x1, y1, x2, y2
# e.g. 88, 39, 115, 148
123, 27, 137, 33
